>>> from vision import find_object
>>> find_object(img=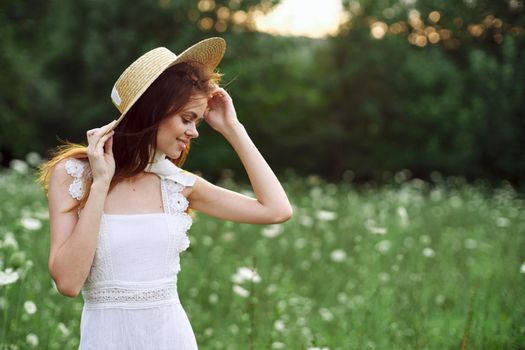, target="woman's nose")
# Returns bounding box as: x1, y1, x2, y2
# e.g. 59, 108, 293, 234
186, 123, 199, 138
